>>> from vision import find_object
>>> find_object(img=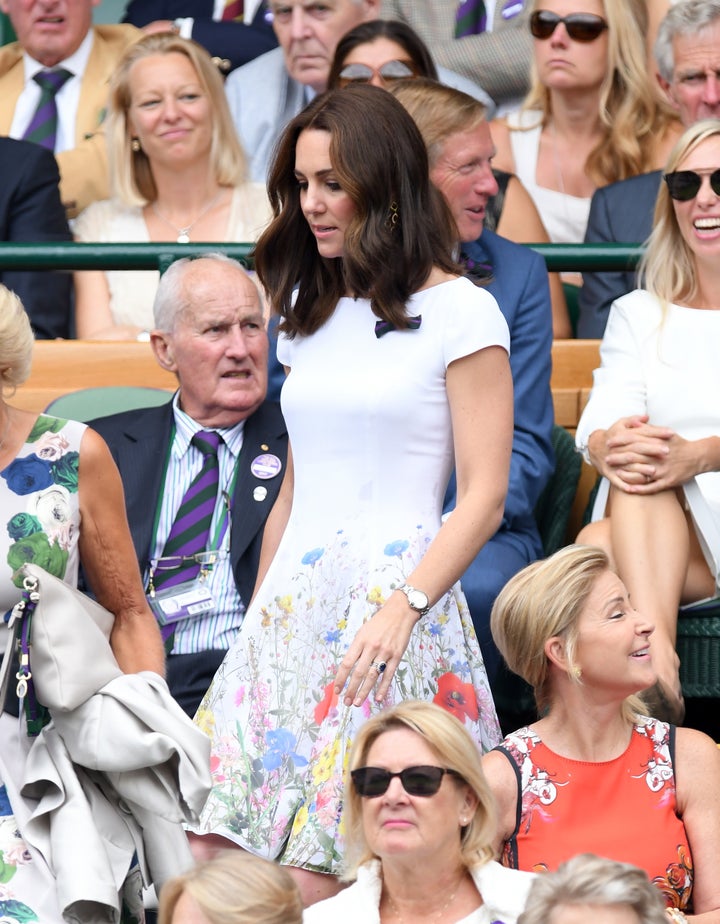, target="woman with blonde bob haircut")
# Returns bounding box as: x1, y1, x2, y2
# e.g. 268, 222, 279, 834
305, 700, 536, 924
577, 119, 720, 727
158, 851, 302, 924
490, 0, 680, 251
0, 287, 34, 393
73, 33, 270, 340
483, 545, 720, 919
